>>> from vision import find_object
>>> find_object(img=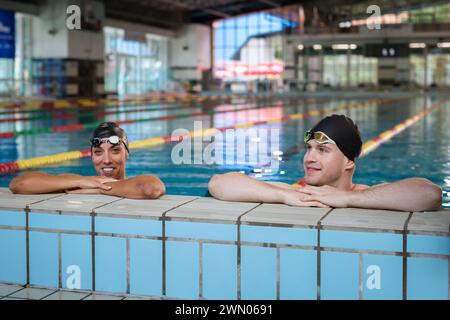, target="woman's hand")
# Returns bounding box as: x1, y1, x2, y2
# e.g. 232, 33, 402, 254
75, 177, 118, 190
66, 188, 104, 195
